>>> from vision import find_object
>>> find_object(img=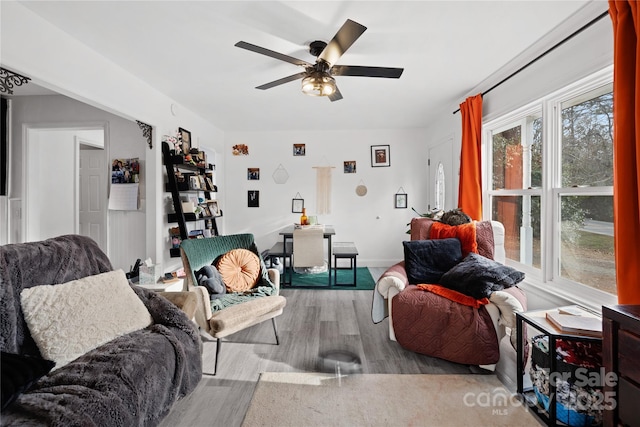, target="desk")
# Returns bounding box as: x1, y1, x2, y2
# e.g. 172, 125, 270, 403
279, 225, 335, 287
